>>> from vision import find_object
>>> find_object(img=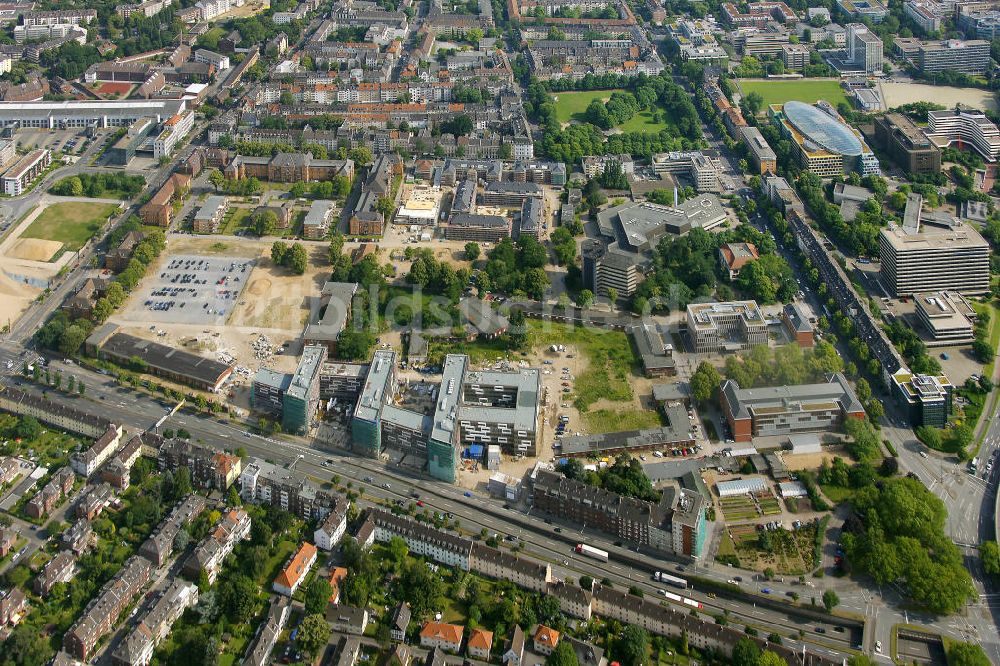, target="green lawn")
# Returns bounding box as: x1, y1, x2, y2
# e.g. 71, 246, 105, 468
218, 207, 251, 235
582, 407, 664, 433
738, 79, 850, 111
617, 110, 670, 133
552, 89, 671, 133
552, 89, 624, 124
22, 202, 119, 254
527, 320, 638, 411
